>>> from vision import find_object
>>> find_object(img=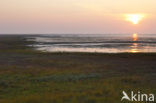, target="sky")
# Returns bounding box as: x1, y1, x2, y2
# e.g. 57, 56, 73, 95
0, 0, 156, 34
